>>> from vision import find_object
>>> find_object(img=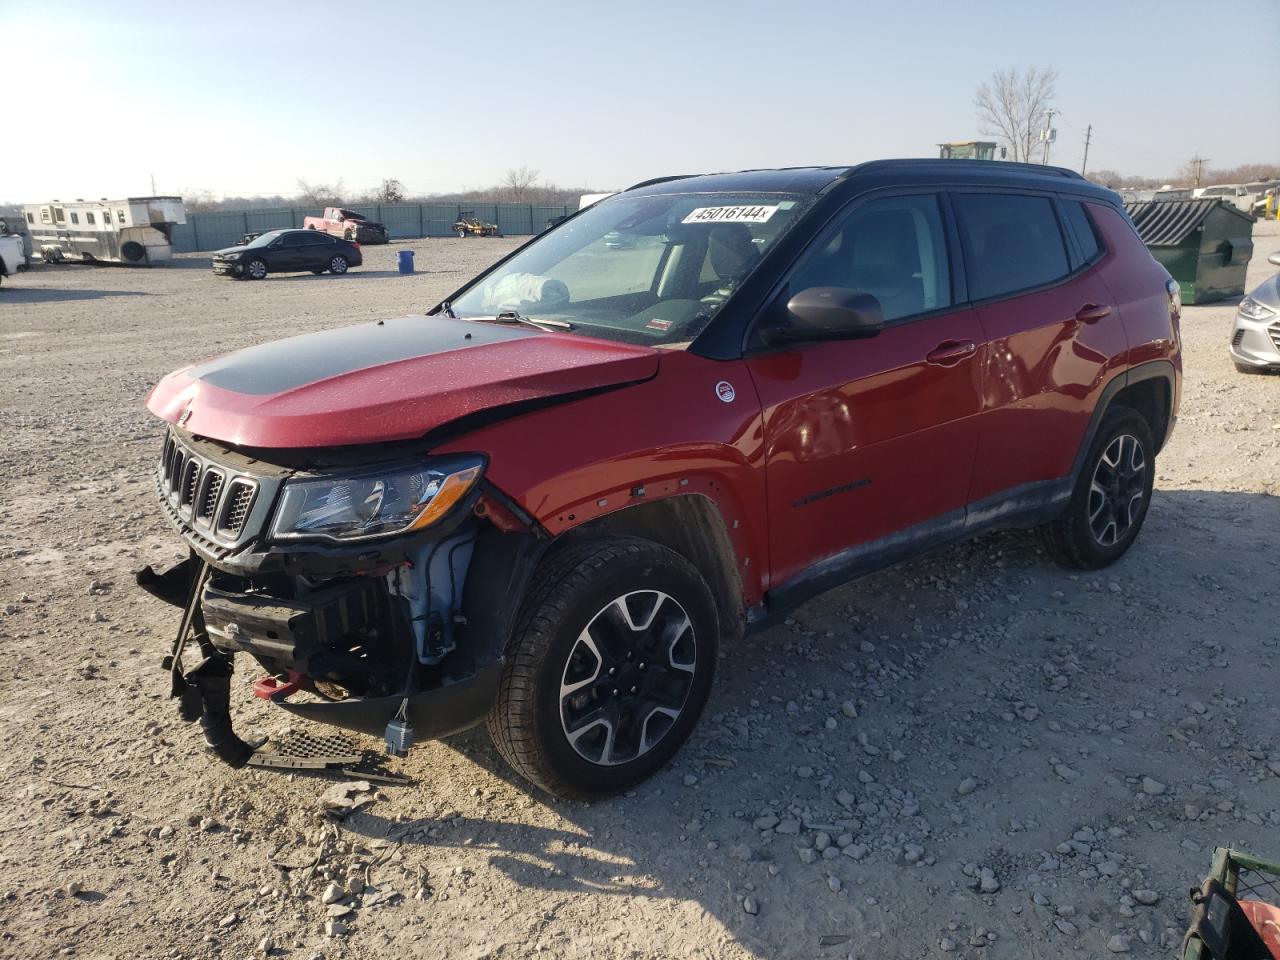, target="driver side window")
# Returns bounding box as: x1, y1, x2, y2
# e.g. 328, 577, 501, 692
789, 194, 952, 323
